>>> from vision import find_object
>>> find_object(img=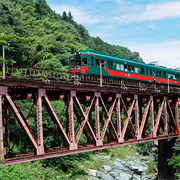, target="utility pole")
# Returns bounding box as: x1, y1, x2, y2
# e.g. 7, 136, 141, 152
2, 43, 10, 79
100, 61, 105, 87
